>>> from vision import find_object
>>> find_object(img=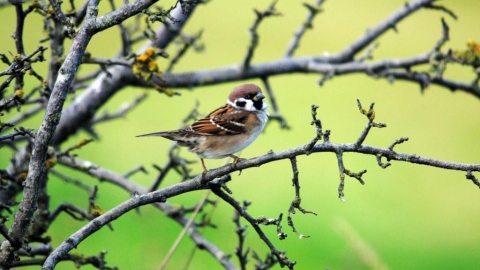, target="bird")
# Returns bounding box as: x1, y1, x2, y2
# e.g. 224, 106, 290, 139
137, 83, 269, 174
